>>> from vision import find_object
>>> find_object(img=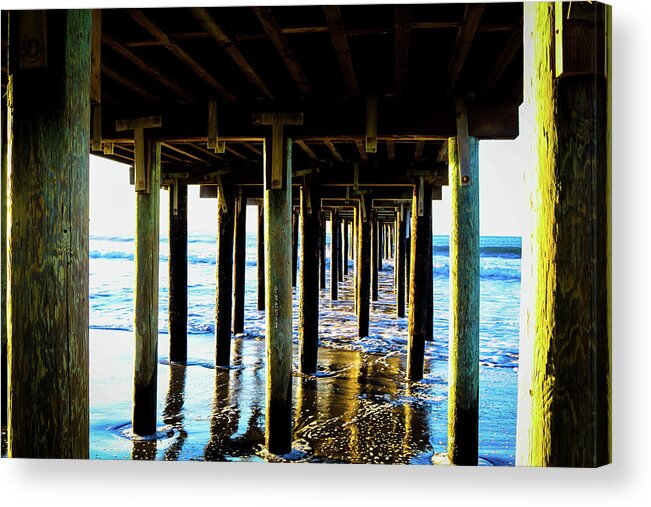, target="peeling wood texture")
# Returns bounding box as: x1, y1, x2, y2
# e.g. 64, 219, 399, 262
215, 184, 235, 367
232, 192, 246, 335
516, 2, 610, 467
7, 10, 91, 457
1, 105, 7, 427
264, 135, 293, 454
168, 182, 188, 363
407, 183, 432, 381
299, 175, 320, 374
133, 138, 161, 436
447, 135, 480, 465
